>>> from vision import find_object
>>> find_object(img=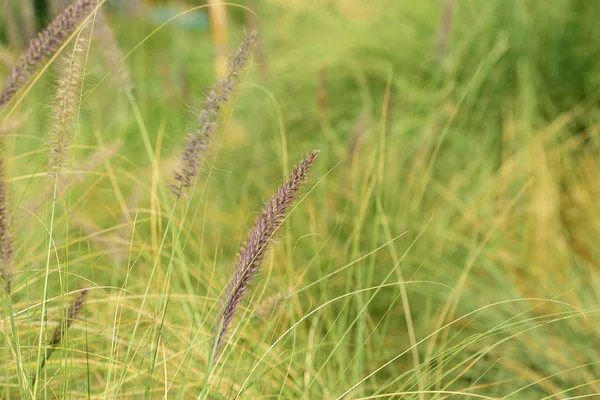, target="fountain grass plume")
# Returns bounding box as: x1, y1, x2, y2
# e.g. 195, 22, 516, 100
0, 154, 12, 294
32, 289, 88, 388
0, 0, 98, 109
48, 289, 88, 347
172, 30, 258, 197
48, 36, 87, 177
213, 150, 319, 359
